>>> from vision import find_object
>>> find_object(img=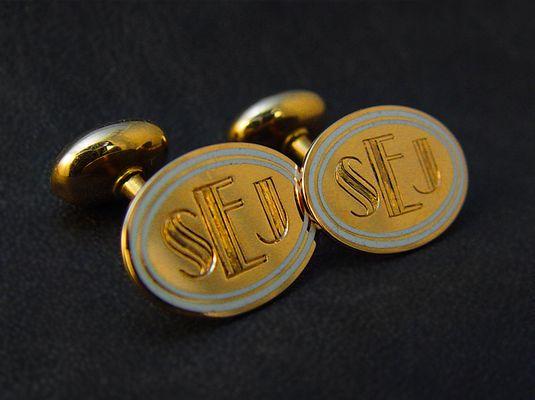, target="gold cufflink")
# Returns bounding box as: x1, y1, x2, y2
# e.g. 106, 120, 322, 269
229, 91, 468, 253
51, 120, 316, 317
